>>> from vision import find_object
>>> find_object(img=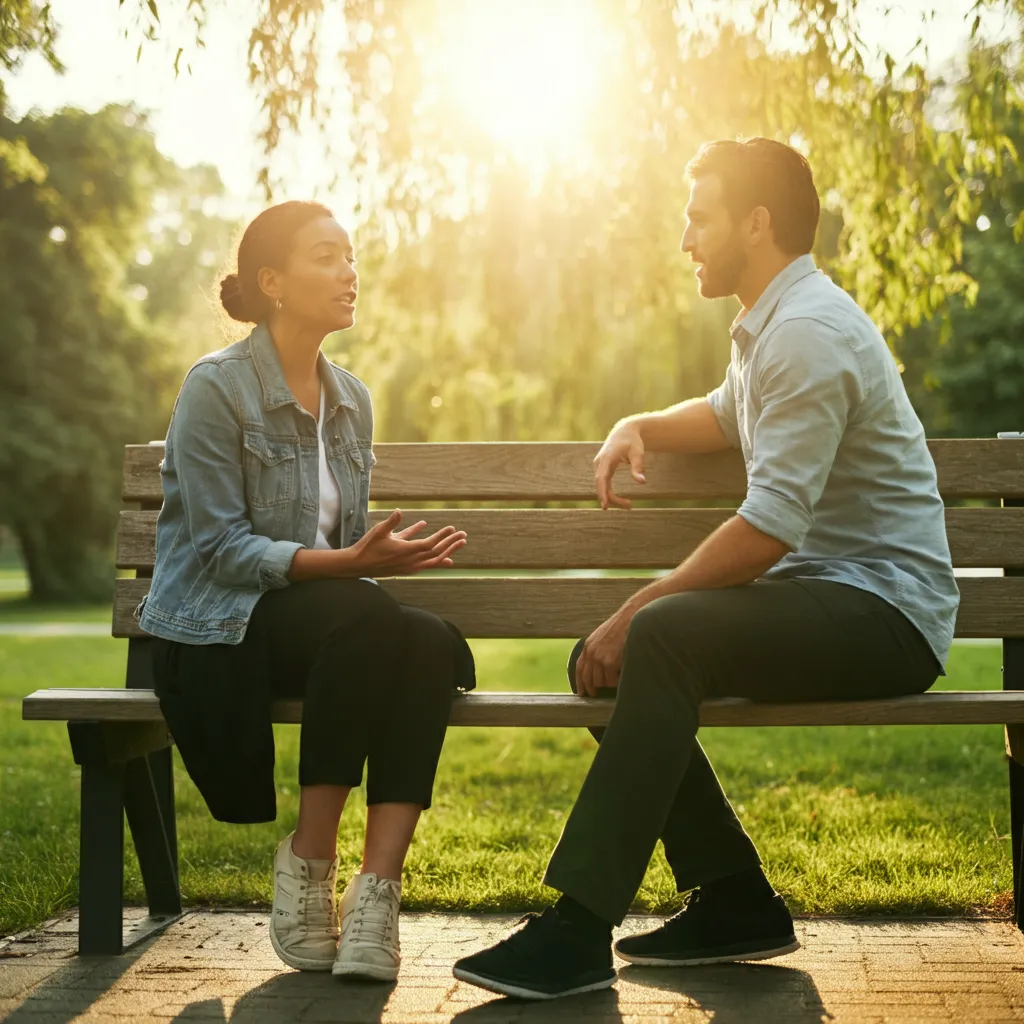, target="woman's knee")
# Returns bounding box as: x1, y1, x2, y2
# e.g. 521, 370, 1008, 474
399, 606, 460, 675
